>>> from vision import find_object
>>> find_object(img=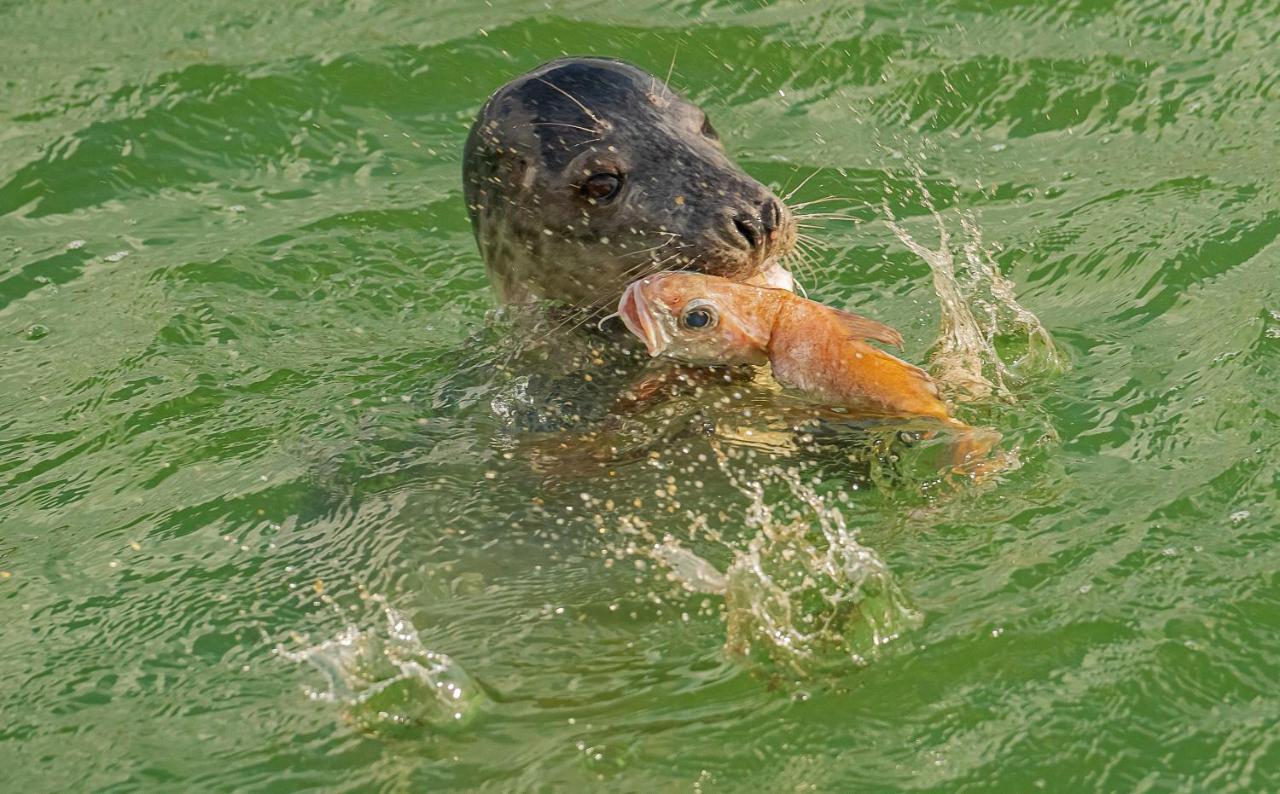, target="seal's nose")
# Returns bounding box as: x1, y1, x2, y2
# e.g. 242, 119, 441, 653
729, 198, 785, 252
